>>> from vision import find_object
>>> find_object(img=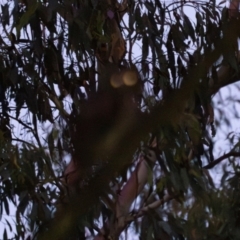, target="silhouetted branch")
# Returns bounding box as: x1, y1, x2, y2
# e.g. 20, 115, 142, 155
203, 152, 240, 169
126, 194, 174, 223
